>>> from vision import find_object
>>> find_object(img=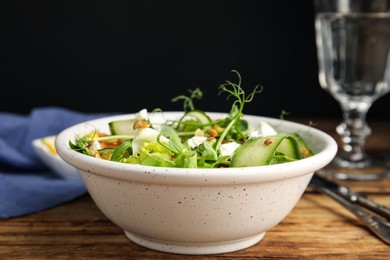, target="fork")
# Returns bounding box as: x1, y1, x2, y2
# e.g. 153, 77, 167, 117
309, 173, 390, 245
